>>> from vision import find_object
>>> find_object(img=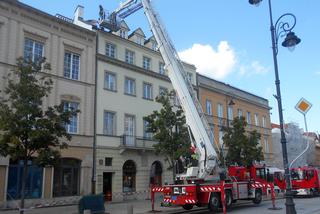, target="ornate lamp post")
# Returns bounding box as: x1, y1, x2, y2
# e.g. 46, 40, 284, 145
248, 0, 301, 213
